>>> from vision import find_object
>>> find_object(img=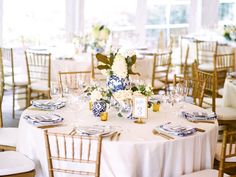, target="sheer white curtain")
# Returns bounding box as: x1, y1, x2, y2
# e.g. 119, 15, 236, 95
65, 0, 84, 41
188, 0, 219, 33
